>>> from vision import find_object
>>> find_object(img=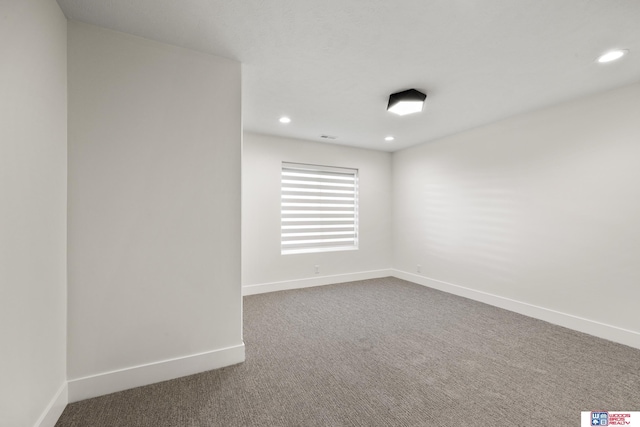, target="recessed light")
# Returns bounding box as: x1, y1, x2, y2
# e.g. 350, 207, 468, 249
385, 136, 394, 142
279, 116, 291, 124
387, 89, 427, 116
597, 49, 628, 63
